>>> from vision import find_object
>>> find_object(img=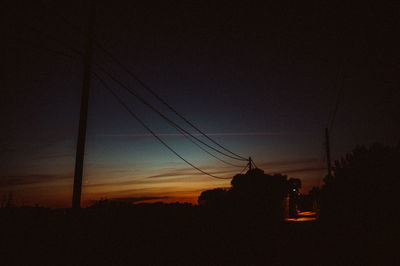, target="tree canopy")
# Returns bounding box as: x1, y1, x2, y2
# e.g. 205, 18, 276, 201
320, 143, 400, 225
198, 168, 293, 220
